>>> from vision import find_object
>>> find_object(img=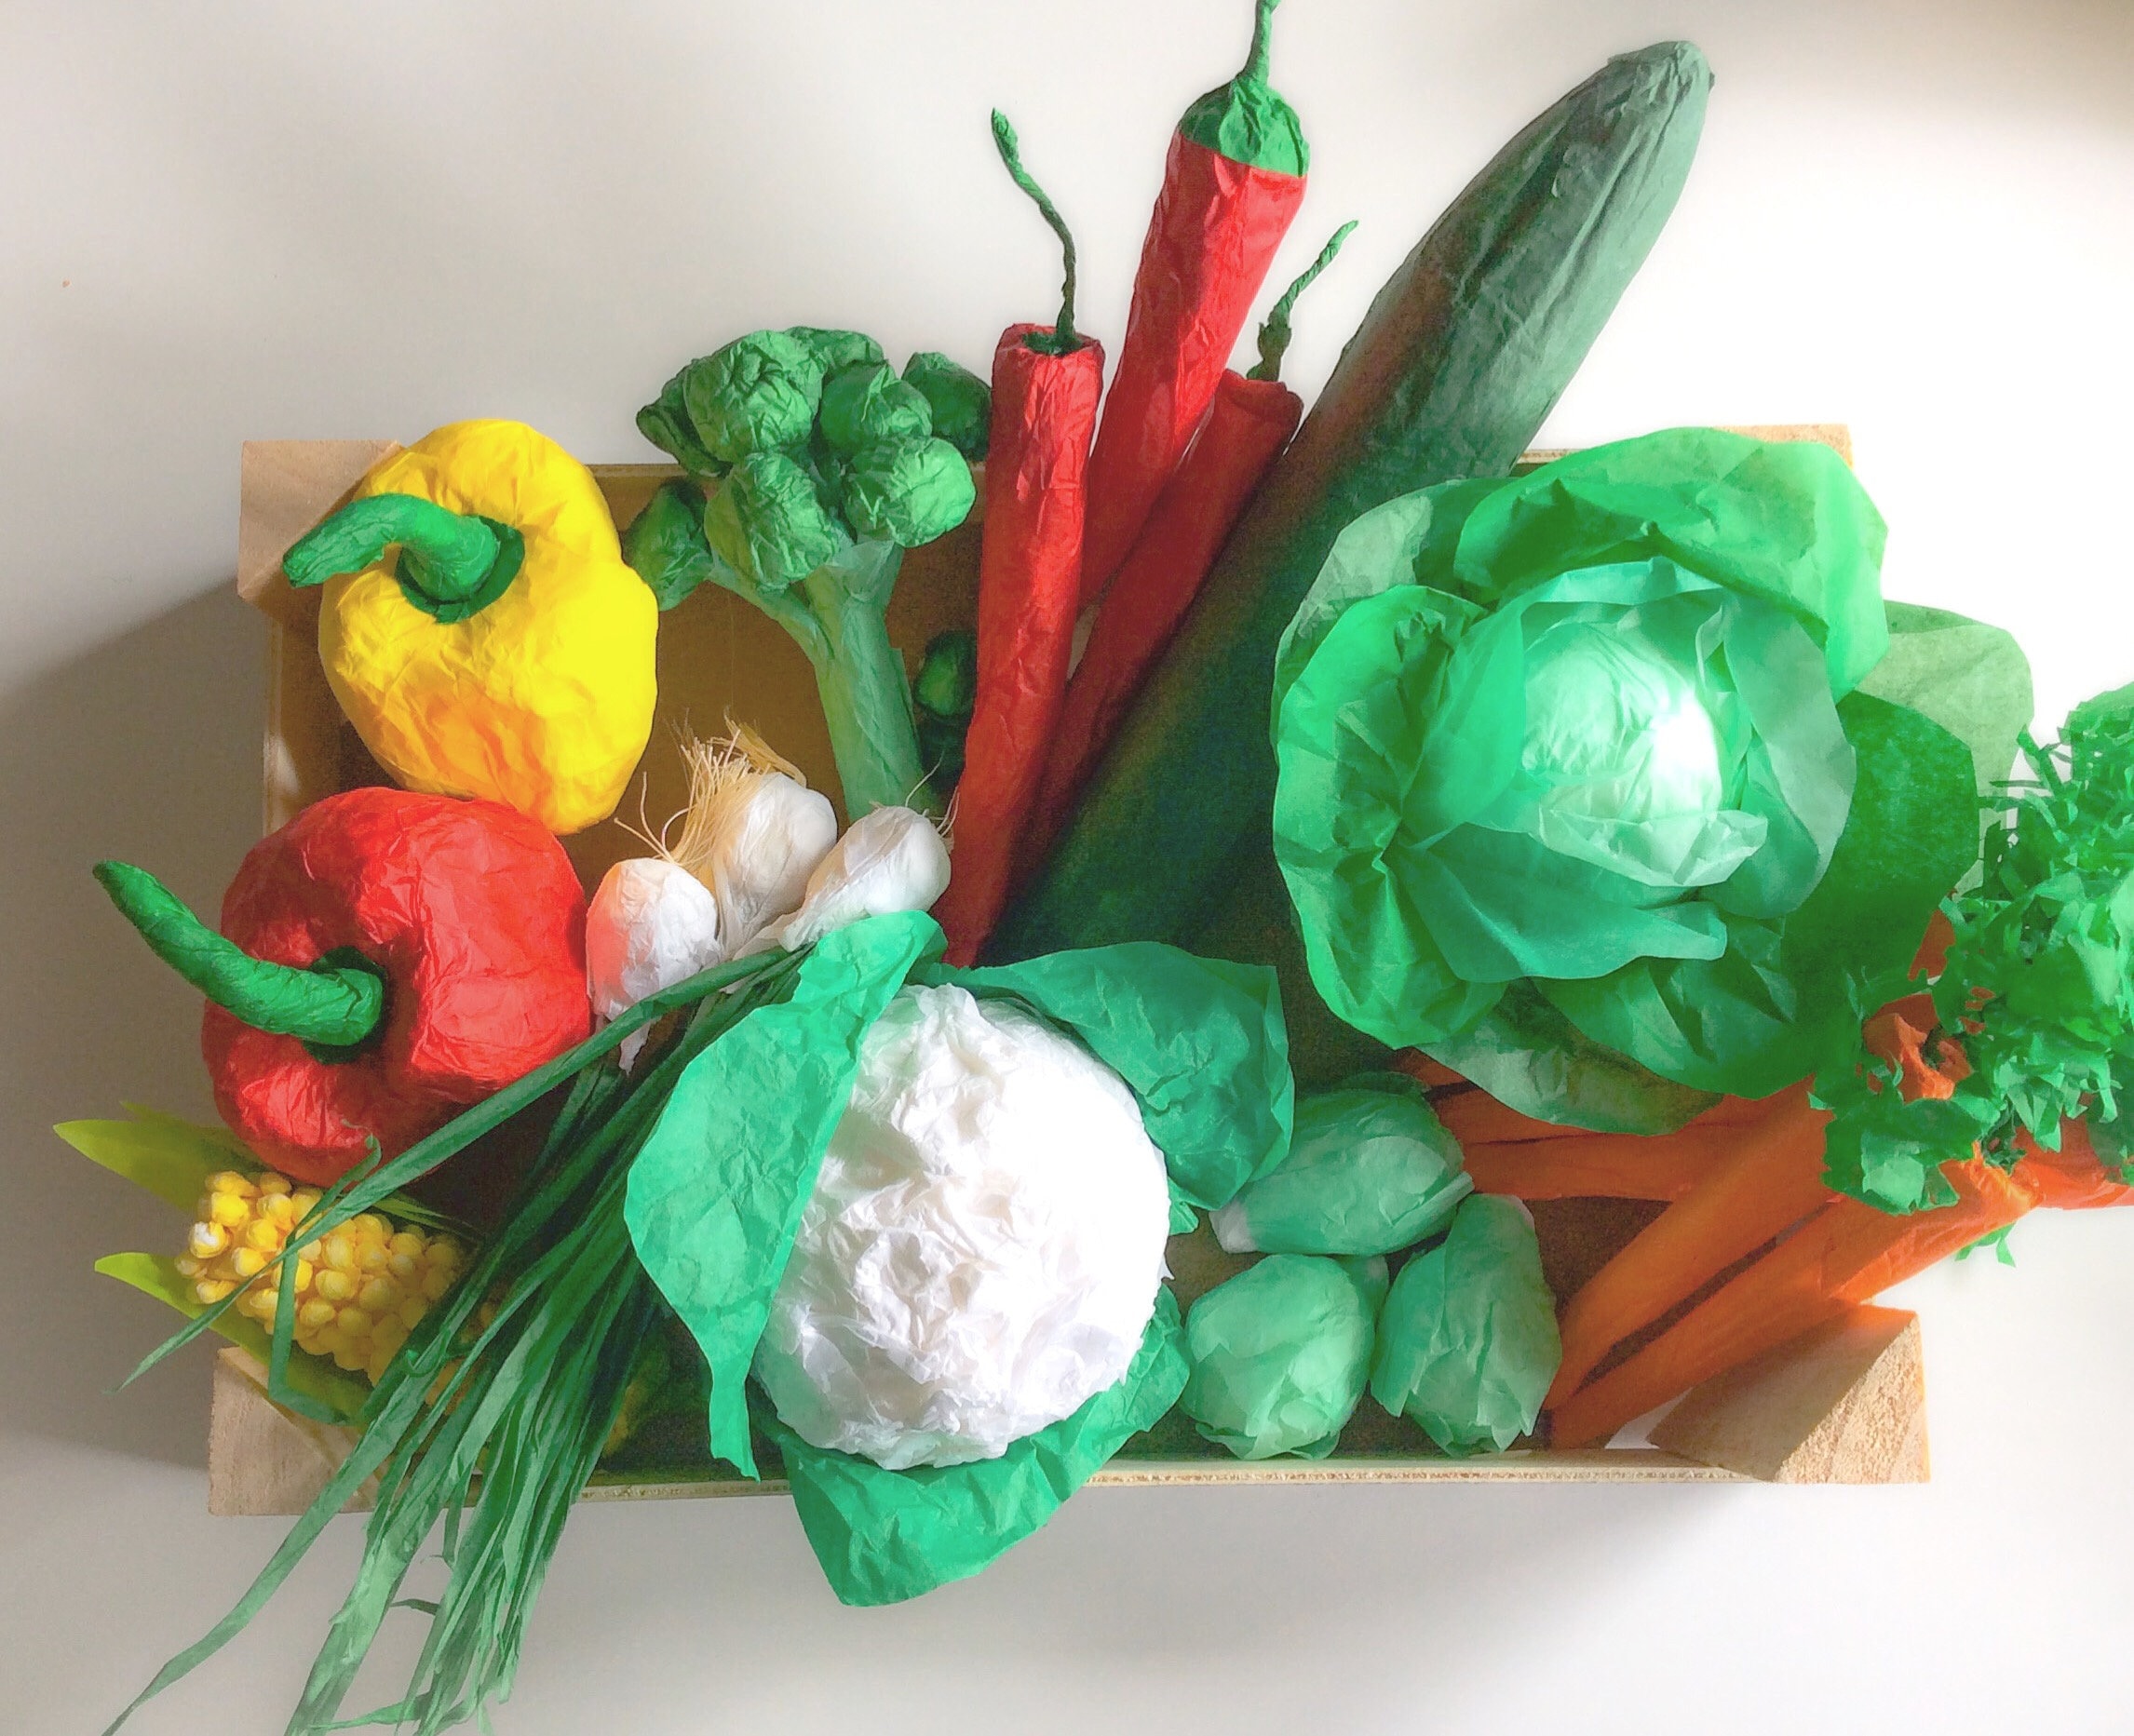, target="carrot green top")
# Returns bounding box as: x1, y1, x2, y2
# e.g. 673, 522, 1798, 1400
1178, 0, 1307, 178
